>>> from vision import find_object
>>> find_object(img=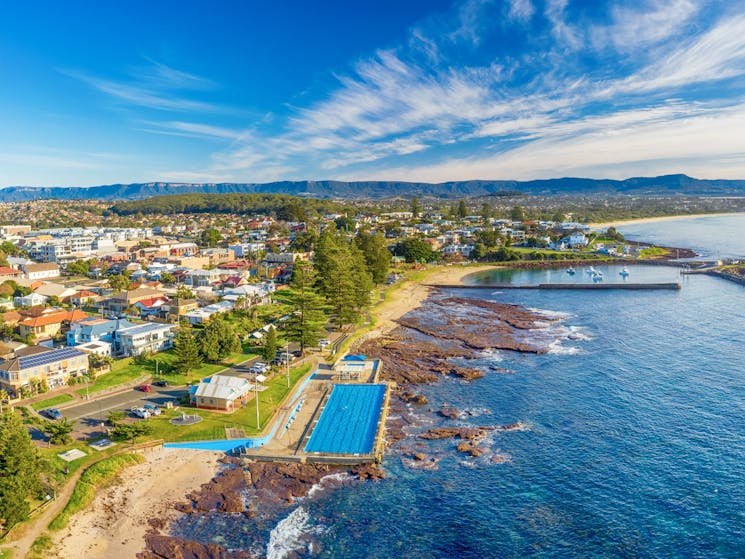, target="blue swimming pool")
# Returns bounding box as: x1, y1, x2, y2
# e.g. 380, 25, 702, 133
305, 384, 386, 455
